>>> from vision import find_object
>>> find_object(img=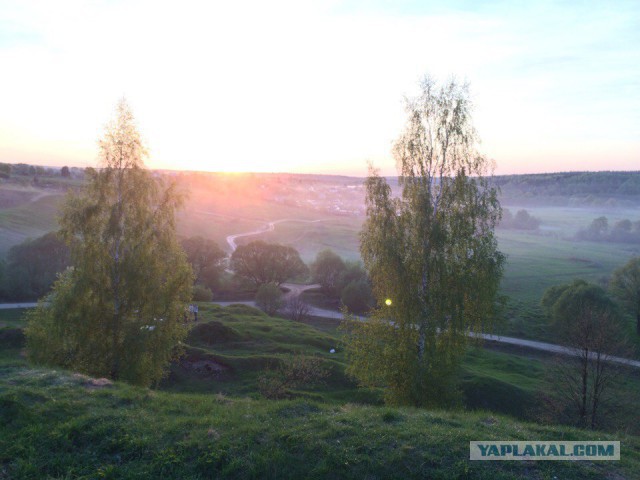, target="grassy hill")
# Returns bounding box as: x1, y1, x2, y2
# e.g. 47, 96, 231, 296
2, 305, 639, 479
